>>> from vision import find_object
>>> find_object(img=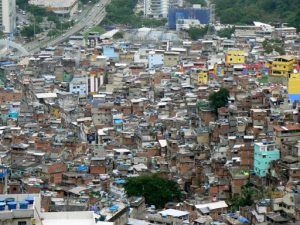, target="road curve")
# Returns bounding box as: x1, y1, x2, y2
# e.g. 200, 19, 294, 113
27, 0, 110, 54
